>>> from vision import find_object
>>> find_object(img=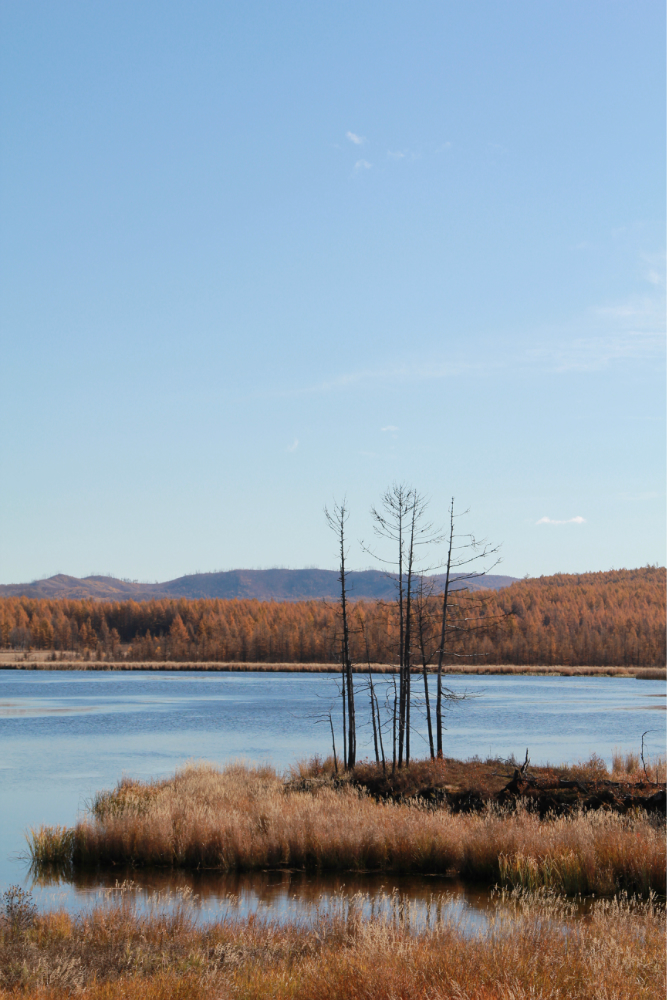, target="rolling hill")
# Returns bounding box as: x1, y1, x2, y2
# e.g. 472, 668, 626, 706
0, 569, 518, 602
